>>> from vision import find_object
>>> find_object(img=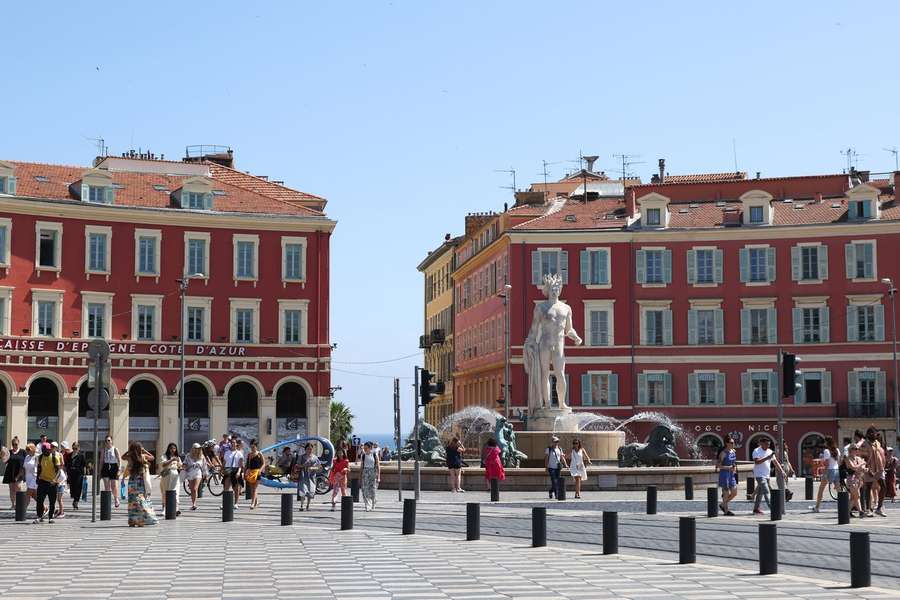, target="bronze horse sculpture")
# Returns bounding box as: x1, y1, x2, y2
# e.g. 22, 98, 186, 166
617, 424, 681, 467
